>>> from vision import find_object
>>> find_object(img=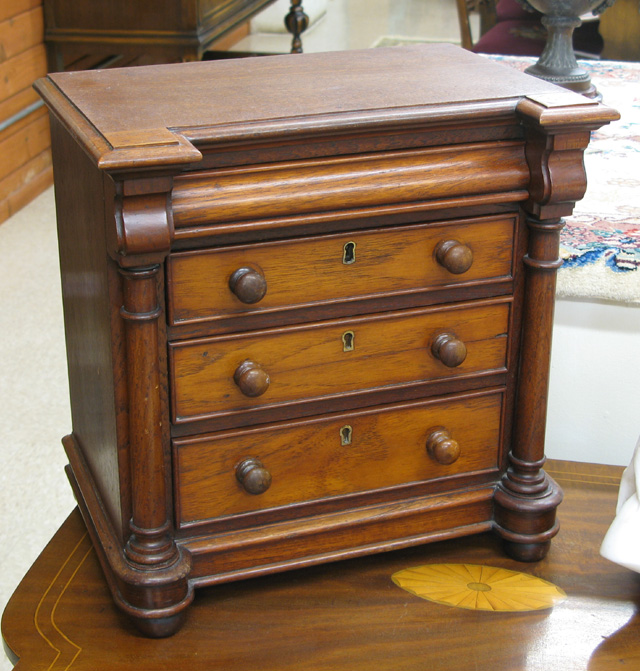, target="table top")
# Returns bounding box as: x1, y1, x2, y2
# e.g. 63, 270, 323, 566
35, 44, 608, 172
2, 460, 638, 670
43, 44, 560, 128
